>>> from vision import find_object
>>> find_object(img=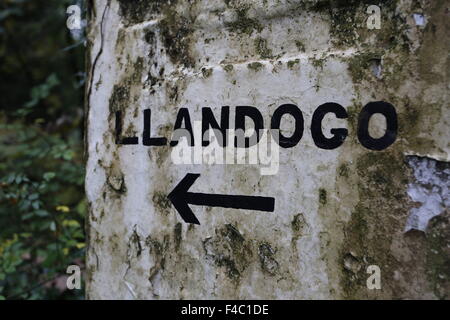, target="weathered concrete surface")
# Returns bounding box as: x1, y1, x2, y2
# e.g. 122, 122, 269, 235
85, 0, 449, 299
